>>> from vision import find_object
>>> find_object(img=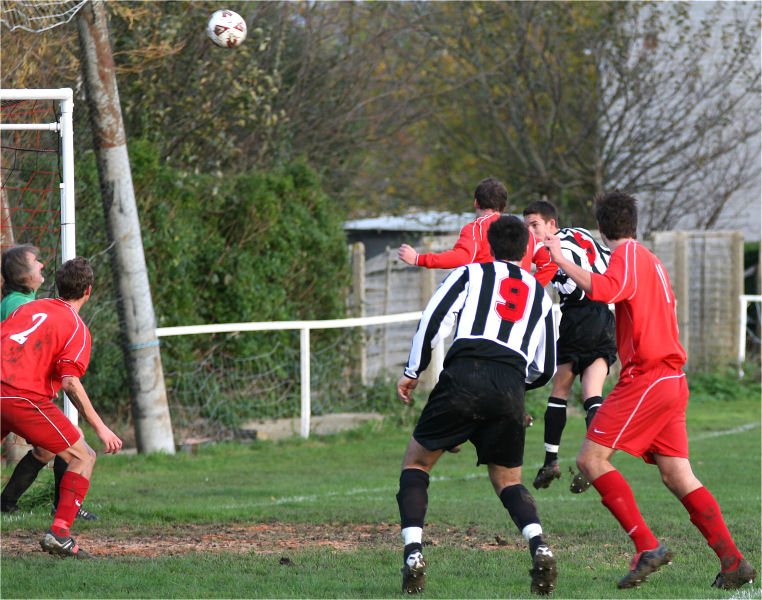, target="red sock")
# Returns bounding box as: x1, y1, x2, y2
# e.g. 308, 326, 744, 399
681, 487, 742, 571
592, 470, 659, 552
51, 471, 90, 537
